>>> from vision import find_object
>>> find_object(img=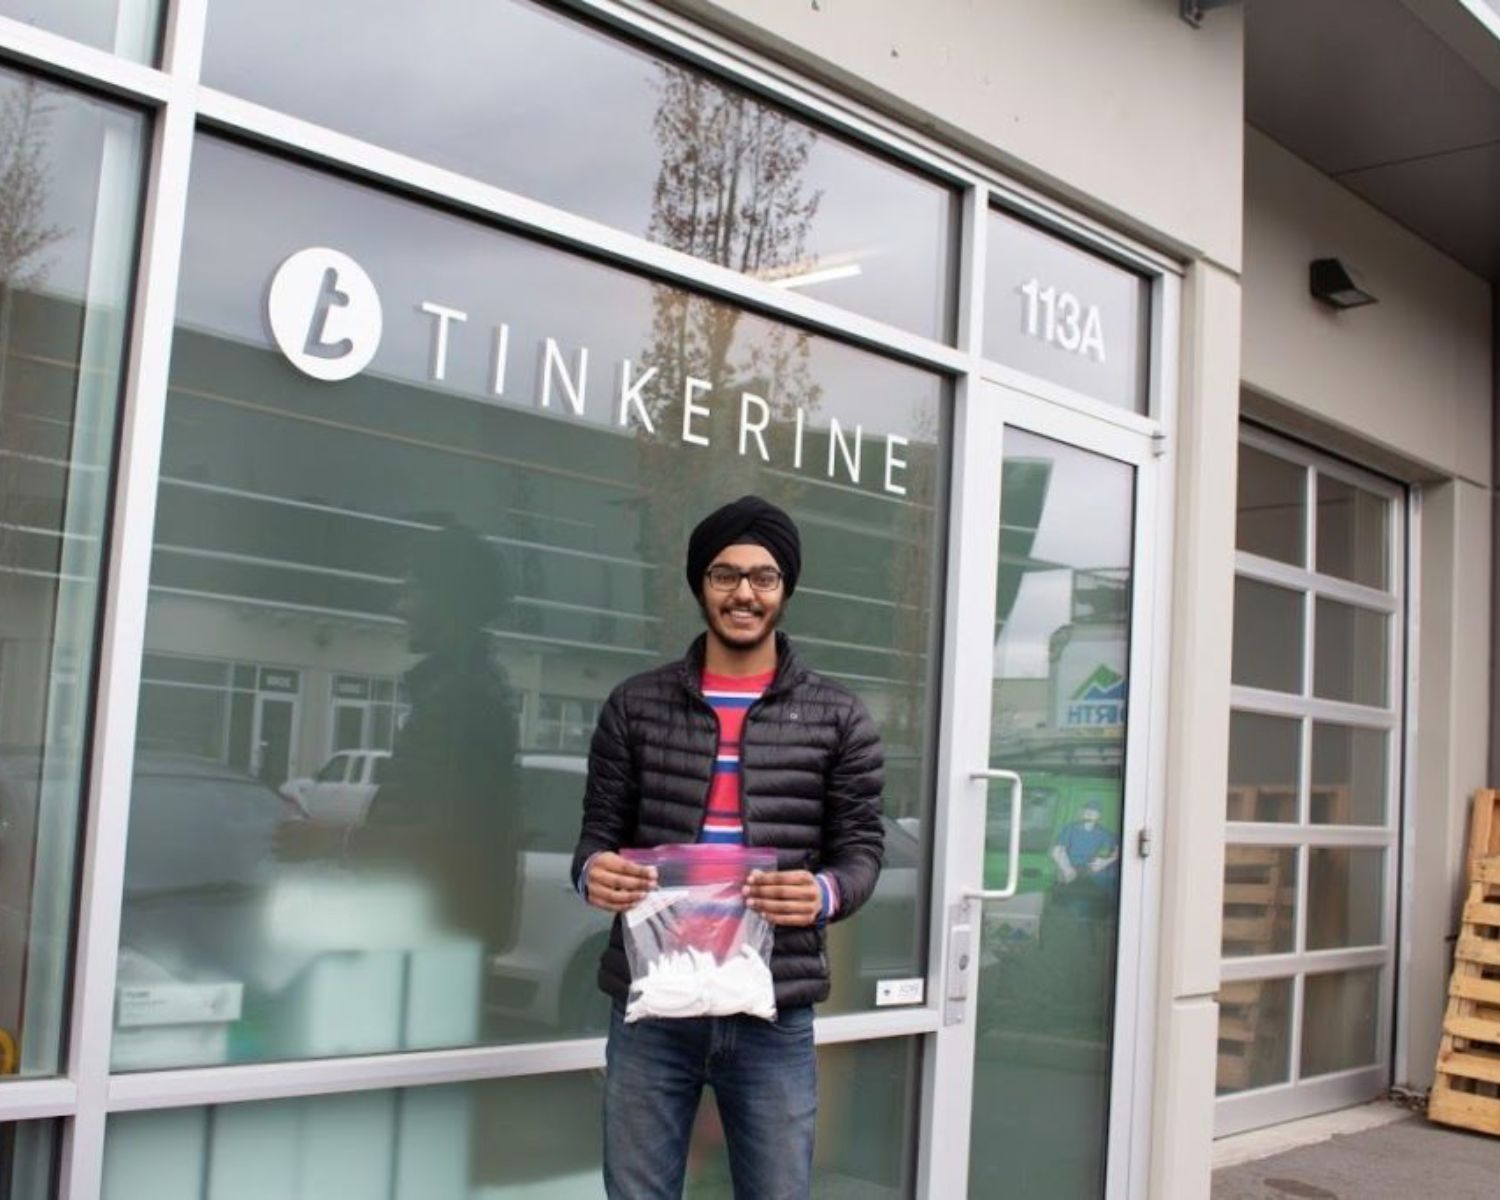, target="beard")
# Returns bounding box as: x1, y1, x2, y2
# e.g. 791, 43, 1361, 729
700, 591, 785, 652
